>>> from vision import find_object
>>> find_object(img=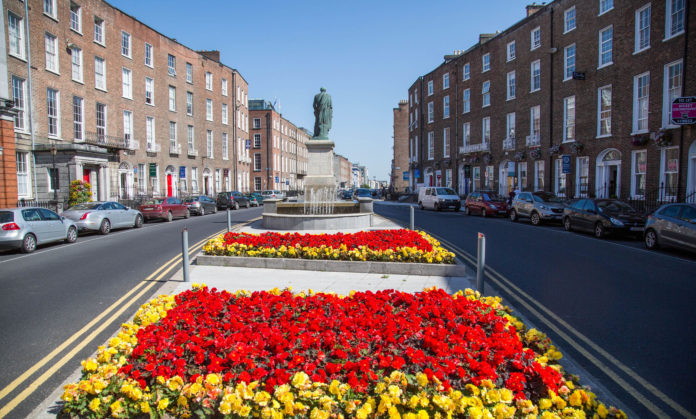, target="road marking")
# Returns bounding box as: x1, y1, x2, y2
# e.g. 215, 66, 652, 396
436, 235, 691, 418
0, 228, 224, 417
